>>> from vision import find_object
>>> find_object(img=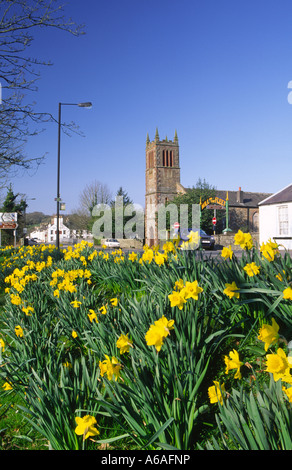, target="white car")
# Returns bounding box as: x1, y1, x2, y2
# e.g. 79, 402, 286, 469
103, 238, 120, 248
